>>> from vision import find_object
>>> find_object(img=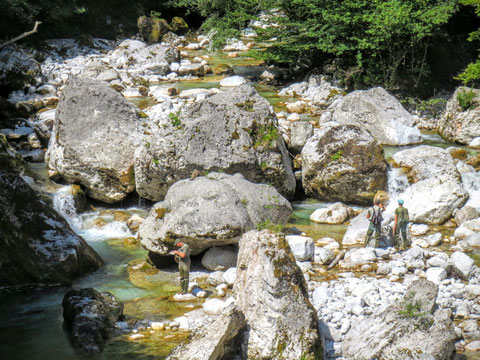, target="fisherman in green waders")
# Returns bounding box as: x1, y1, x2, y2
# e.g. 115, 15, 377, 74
170, 241, 191, 294
393, 199, 410, 250
364, 199, 385, 248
